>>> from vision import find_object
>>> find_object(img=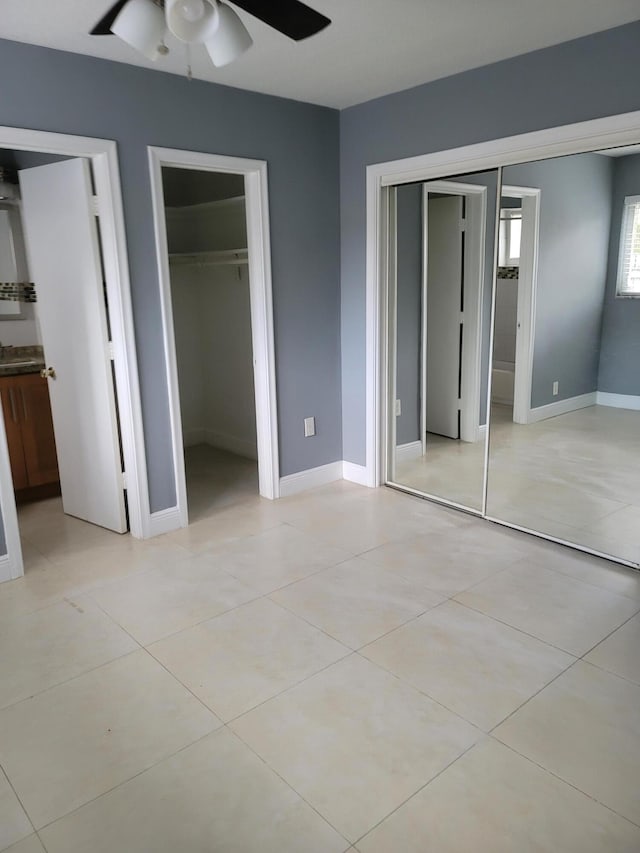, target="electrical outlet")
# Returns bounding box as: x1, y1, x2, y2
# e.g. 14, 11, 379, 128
552, 381, 559, 396
304, 417, 316, 437
395, 399, 402, 416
